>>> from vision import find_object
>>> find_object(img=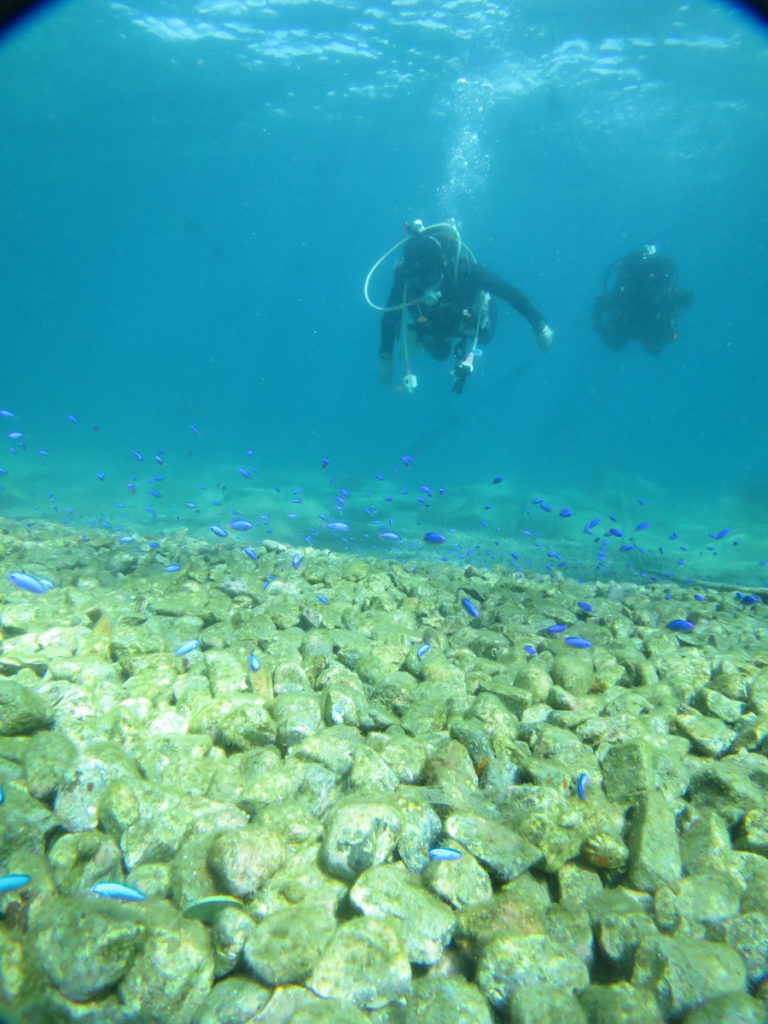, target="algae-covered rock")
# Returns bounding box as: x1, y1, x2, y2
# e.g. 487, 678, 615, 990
210, 905, 256, 978
291, 723, 359, 778
736, 806, 768, 857
271, 691, 322, 749
719, 912, 768, 988
0, 677, 51, 735
405, 975, 493, 1024
558, 862, 604, 909
601, 738, 656, 807
681, 992, 768, 1024
688, 757, 768, 826
251, 842, 347, 920
31, 895, 144, 1003
207, 825, 286, 899
545, 903, 594, 969
443, 809, 542, 881
672, 871, 745, 925
194, 975, 272, 1024
321, 798, 401, 881
477, 932, 589, 1008
22, 728, 77, 800
350, 862, 455, 965
628, 791, 682, 892
54, 741, 142, 832
631, 934, 747, 1019
598, 909, 660, 972
118, 909, 214, 1024
456, 885, 548, 956
675, 711, 736, 758
578, 981, 663, 1023
0, 779, 59, 859
392, 791, 442, 873
307, 915, 411, 1009
131, 732, 215, 794
243, 901, 336, 985
423, 843, 493, 909
0, 928, 26, 1007
680, 808, 734, 875
275, 989, 370, 1024
48, 830, 124, 895
205, 649, 249, 696
550, 649, 595, 696
508, 985, 587, 1024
